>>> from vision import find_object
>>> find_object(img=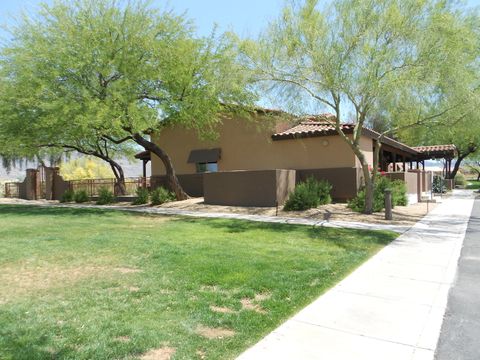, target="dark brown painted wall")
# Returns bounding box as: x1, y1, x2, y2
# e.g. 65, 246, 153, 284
203, 169, 296, 207
296, 167, 361, 202
151, 174, 204, 197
